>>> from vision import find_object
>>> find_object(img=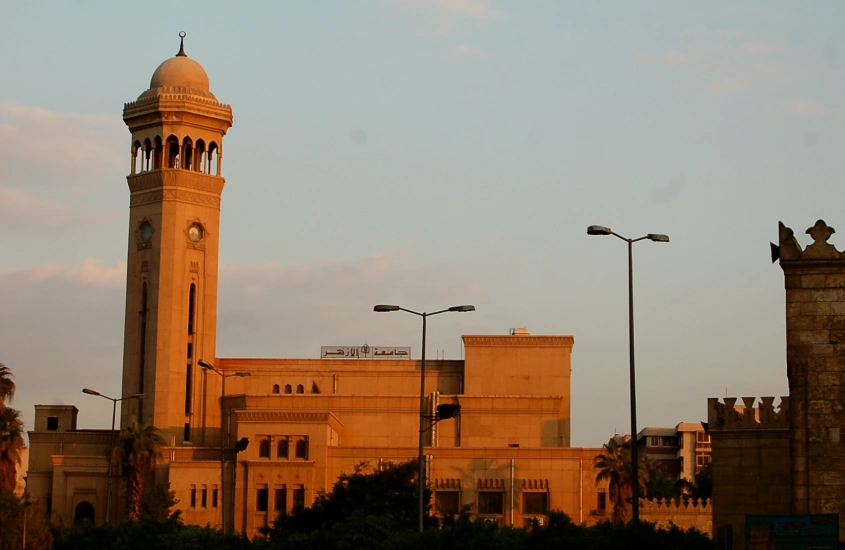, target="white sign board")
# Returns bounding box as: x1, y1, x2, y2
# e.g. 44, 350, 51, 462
320, 345, 411, 359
